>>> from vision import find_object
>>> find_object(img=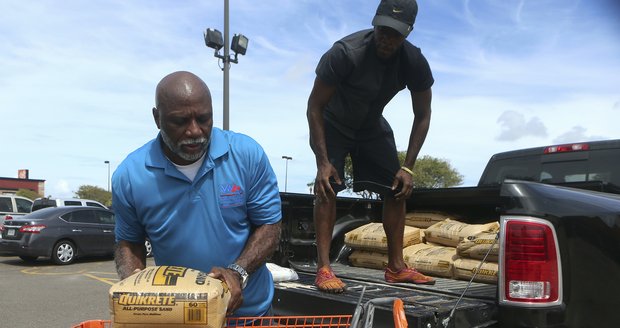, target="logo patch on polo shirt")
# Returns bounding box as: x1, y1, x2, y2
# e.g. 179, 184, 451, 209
219, 183, 244, 208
